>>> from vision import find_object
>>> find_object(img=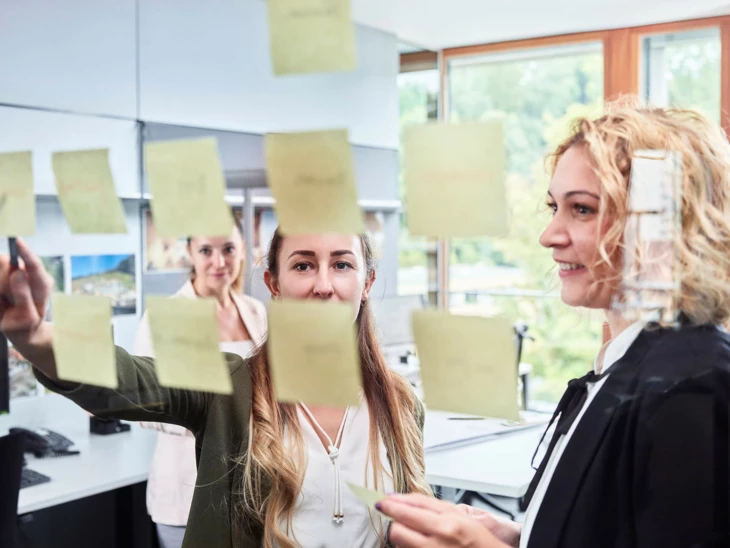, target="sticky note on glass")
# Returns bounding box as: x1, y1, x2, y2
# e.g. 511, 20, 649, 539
268, 300, 361, 406
52, 149, 127, 234
404, 121, 508, 238
412, 310, 519, 420
267, 0, 356, 76
0, 151, 35, 236
265, 130, 364, 235
144, 138, 233, 239
346, 482, 390, 519
145, 296, 232, 394
51, 294, 117, 388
